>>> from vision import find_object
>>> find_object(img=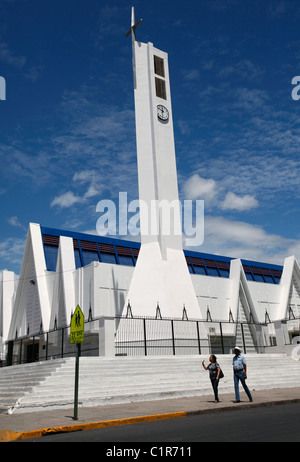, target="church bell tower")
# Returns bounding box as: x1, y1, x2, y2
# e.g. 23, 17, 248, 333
124, 8, 203, 320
